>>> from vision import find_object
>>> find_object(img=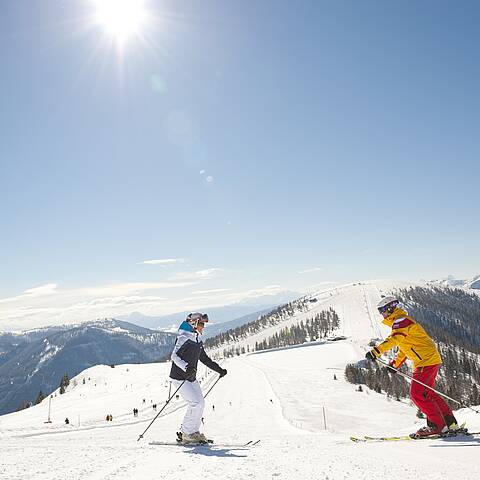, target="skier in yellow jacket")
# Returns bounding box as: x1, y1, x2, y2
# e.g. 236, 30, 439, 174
366, 296, 459, 438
